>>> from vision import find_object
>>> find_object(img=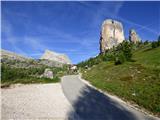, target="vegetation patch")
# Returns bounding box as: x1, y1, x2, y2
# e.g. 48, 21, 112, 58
1, 63, 72, 87
78, 40, 160, 116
